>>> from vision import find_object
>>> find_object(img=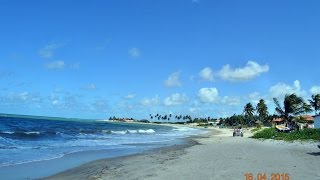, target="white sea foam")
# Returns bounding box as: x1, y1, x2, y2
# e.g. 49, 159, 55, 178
24, 131, 40, 135
104, 129, 156, 135
1, 131, 15, 134
137, 129, 155, 134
